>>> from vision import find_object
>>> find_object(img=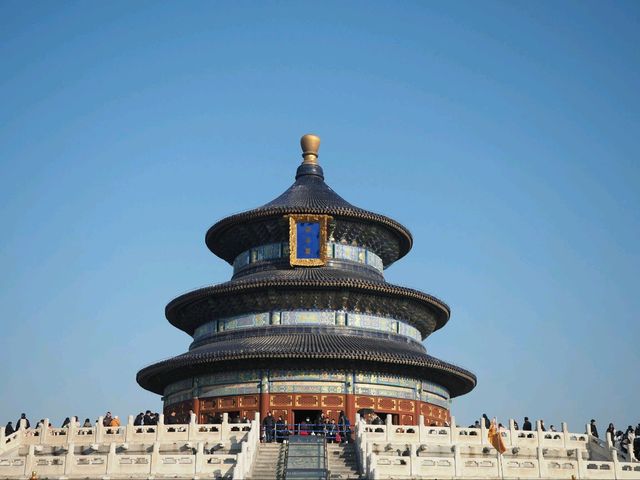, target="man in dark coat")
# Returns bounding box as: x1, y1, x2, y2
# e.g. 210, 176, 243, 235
482, 414, 490, 429
133, 413, 144, 426
262, 411, 275, 443
5, 421, 14, 436
590, 419, 599, 438
16, 413, 30, 430
522, 417, 532, 431
143, 410, 153, 426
